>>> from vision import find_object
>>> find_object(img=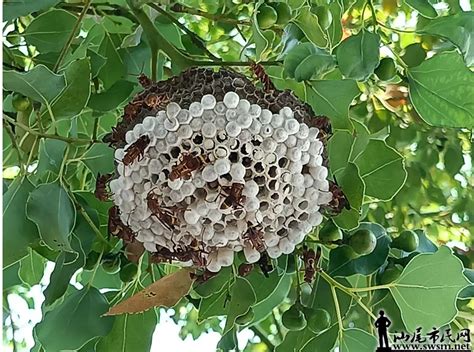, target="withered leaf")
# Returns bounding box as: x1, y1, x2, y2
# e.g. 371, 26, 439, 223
105, 269, 193, 316
125, 241, 145, 263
